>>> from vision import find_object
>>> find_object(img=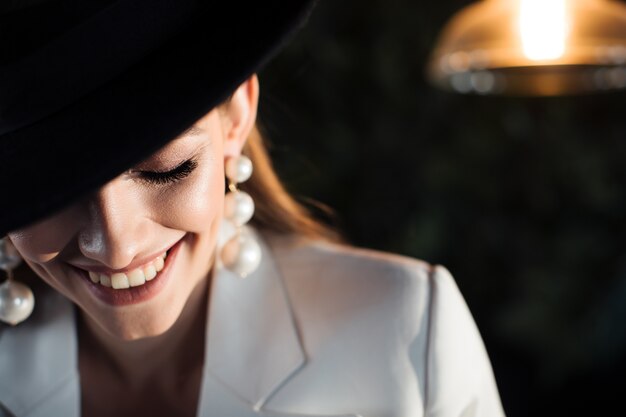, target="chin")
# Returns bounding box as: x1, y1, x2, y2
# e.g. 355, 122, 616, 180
97, 307, 184, 341
117, 322, 178, 341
